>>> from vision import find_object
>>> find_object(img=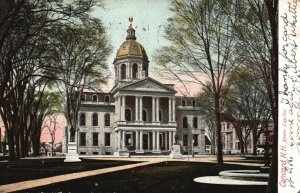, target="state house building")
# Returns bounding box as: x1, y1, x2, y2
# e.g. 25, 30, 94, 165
63, 20, 206, 155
